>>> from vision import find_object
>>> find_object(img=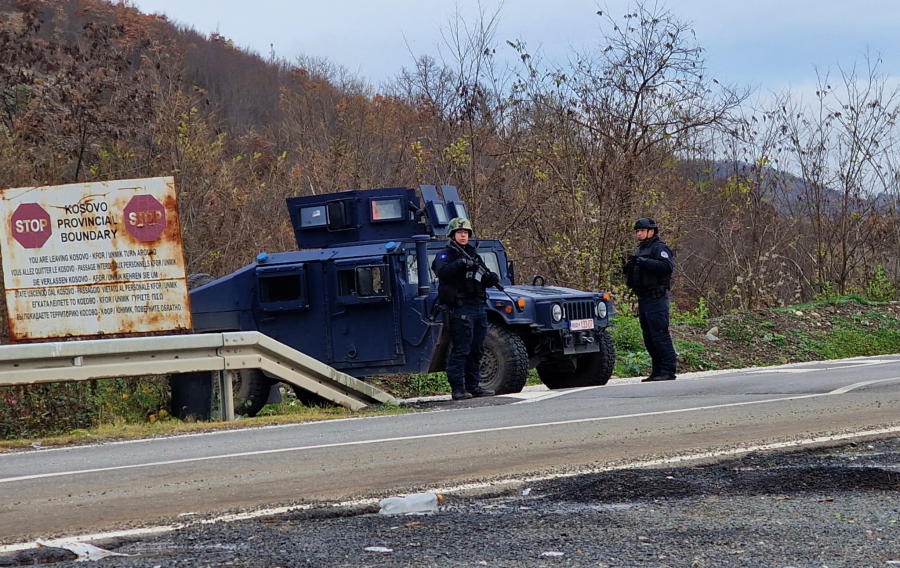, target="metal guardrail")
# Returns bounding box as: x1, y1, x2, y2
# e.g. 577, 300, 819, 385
0, 331, 396, 416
